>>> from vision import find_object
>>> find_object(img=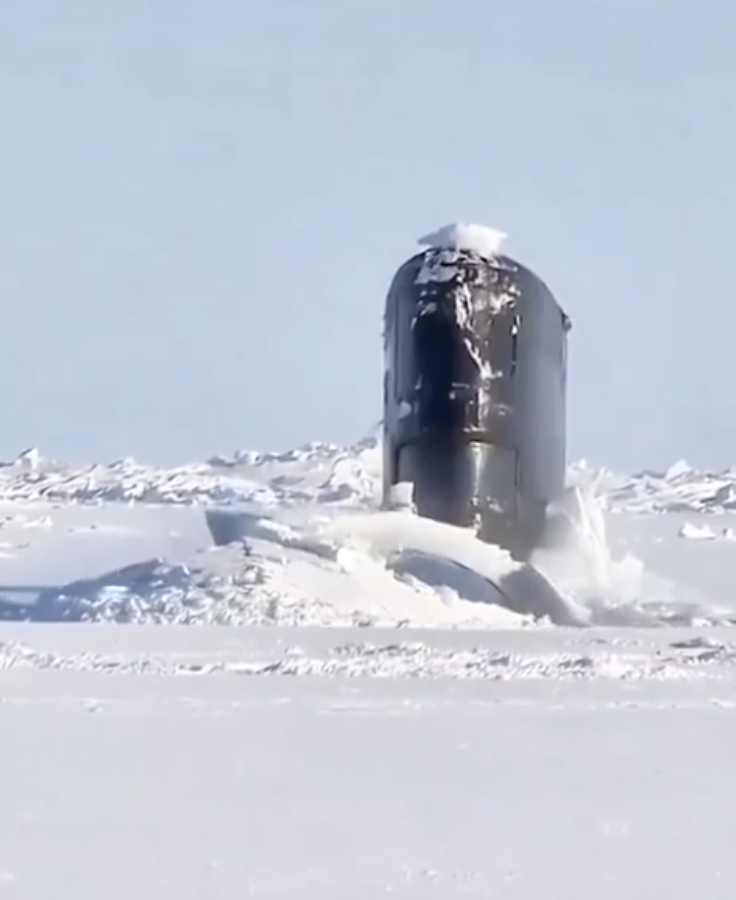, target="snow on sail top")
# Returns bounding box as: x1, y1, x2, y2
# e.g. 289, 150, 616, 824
417, 223, 507, 259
